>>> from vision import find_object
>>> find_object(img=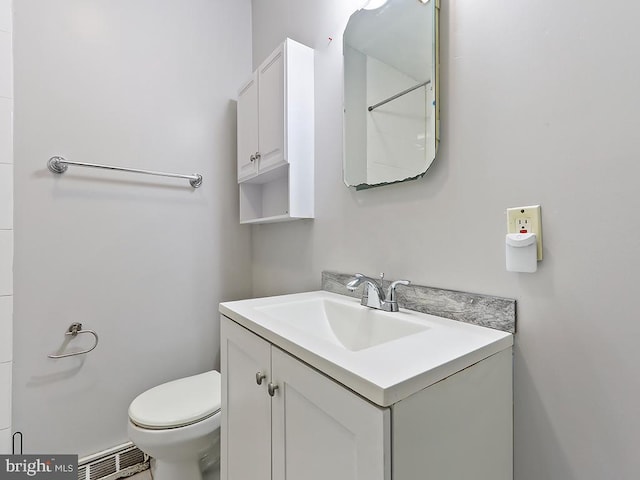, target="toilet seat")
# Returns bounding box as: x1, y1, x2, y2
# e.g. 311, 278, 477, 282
129, 370, 221, 430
